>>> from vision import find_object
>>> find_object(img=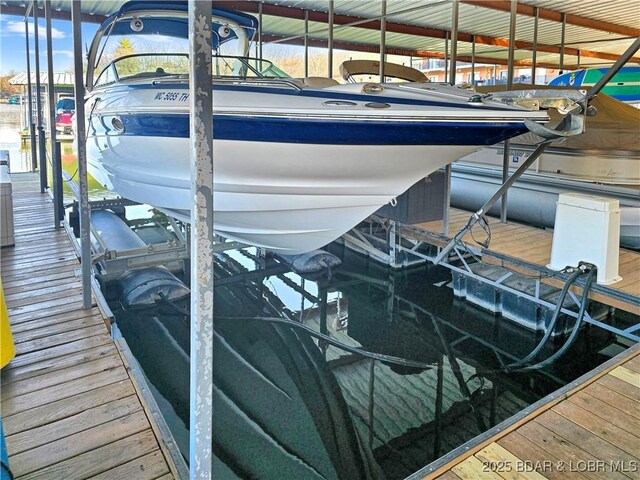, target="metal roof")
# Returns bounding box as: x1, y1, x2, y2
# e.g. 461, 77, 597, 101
1, 0, 638, 68
8, 71, 74, 86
